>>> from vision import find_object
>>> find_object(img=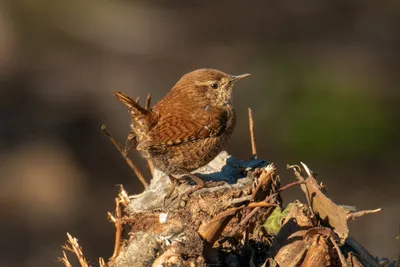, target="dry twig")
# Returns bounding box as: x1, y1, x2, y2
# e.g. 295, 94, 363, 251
109, 185, 130, 260
347, 208, 381, 221
330, 236, 348, 267
144, 93, 155, 177
240, 180, 303, 228
102, 125, 148, 188
99, 257, 106, 267
61, 233, 90, 267
248, 108, 257, 158
58, 251, 73, 267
